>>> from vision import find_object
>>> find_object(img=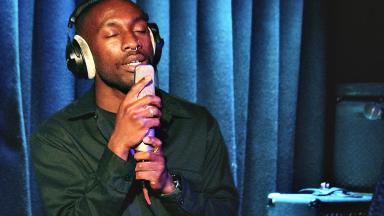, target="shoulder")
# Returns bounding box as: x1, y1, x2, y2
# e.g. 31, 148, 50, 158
158, 90, 216, 126
31, 88, 95, 139
30, 93, 93, 149
30, 102, 76, 145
